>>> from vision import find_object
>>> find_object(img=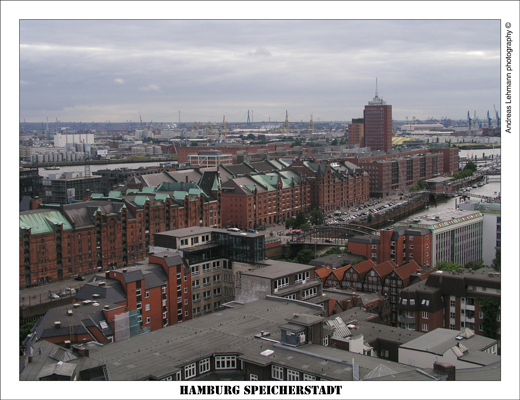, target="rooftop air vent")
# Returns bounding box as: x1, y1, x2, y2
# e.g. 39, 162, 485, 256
99, 282, 106, 286
73, 303, 80, 308
67, 310, 73, 316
